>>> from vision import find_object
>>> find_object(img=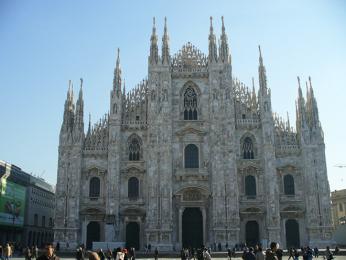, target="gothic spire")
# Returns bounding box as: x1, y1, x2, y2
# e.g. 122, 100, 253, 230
208, 16, 218, 63
87, 113, 91, 137
219, 16, 230, 63
113, 48, 122, 97
258, 45, 268, 93
75, 78, 84, 125
296, 76, 307, 130
251, 77, 257, 108
162, 17, 170, 65
149, 17, 159, 65
62, 80, 75, 132
306, 76, 320, 128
